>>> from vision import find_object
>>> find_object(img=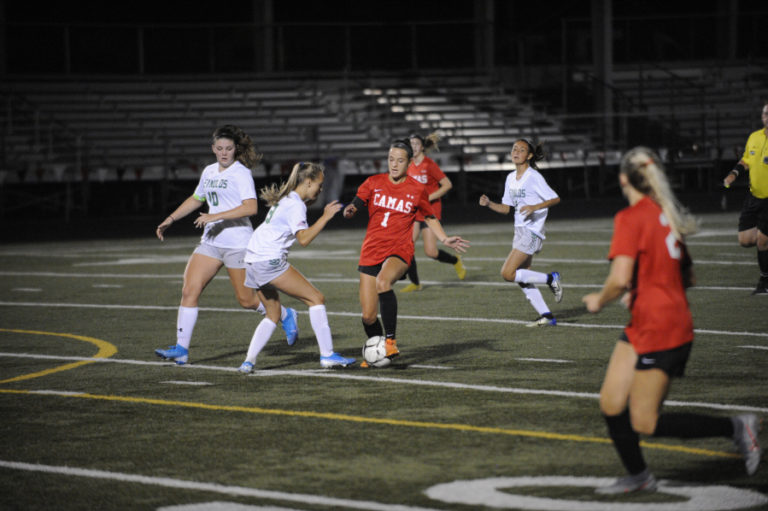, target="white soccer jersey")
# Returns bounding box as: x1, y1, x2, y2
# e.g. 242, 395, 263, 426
501, 167, 559, 238
245, 191, 309, 262
193, 161, 257, 248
